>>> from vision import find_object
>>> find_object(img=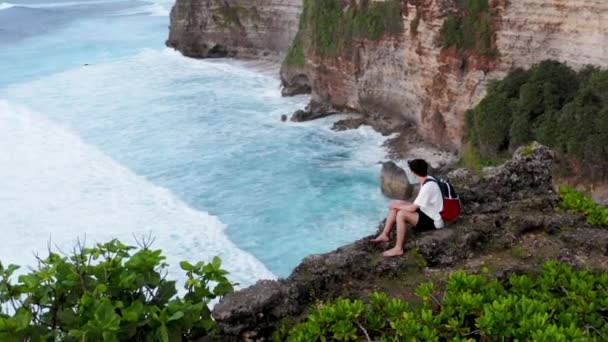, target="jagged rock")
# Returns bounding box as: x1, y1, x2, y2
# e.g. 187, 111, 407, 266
211, 143, 608, 340
289, 109, 308, 122
380, 161, 414, 200
560, 227, 608, 256
331, 117, 366, 132
448, 142, 558, 216
213, 280, 290, 338
281, 73, 311, 96
280, 114, 287, 122
289, 101, 338, 122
